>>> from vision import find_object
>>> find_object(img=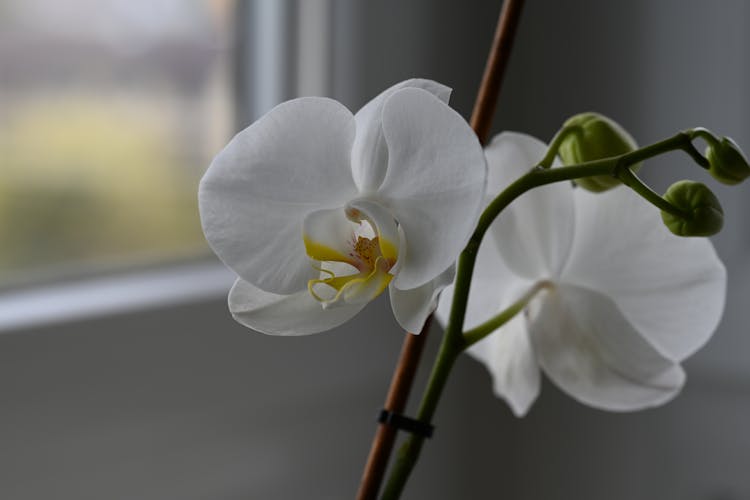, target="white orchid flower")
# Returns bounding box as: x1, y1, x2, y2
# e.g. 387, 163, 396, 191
199, 79, 487, 336
437, 132, 726, 416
